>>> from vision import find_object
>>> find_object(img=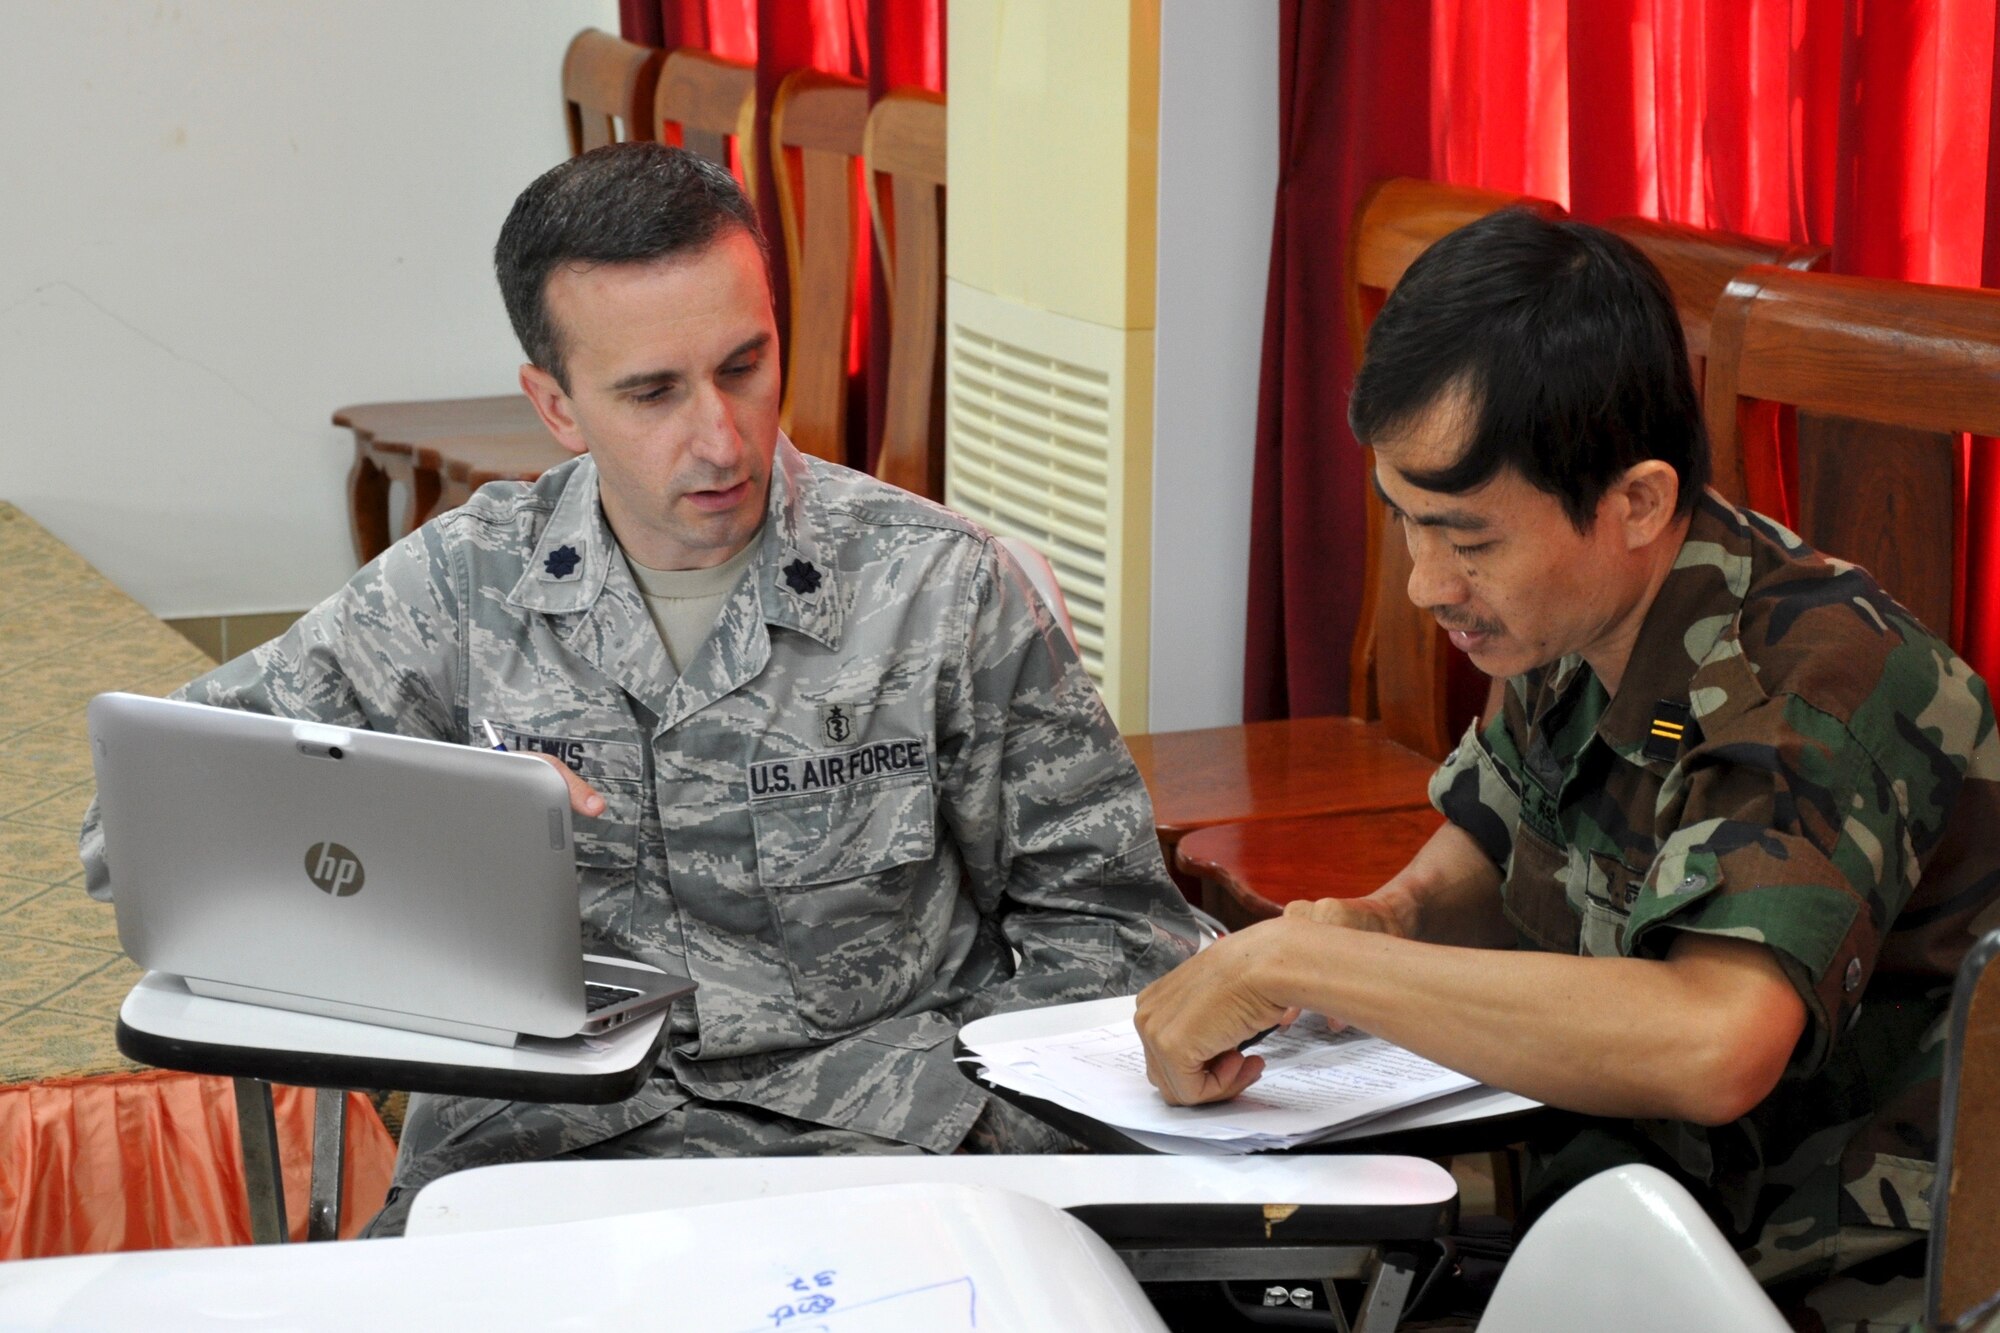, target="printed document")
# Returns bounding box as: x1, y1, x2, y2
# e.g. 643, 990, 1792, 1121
960, 996, 1519, 1153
